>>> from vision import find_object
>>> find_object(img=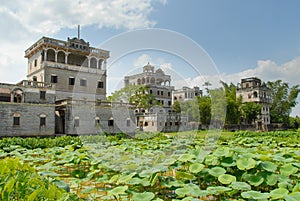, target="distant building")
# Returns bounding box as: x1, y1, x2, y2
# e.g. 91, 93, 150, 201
0, 80, 56, 136
124, 62, 174, 110
236, 77, 272, 126
25, 36, 109, 101
173, 86, 202, 102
